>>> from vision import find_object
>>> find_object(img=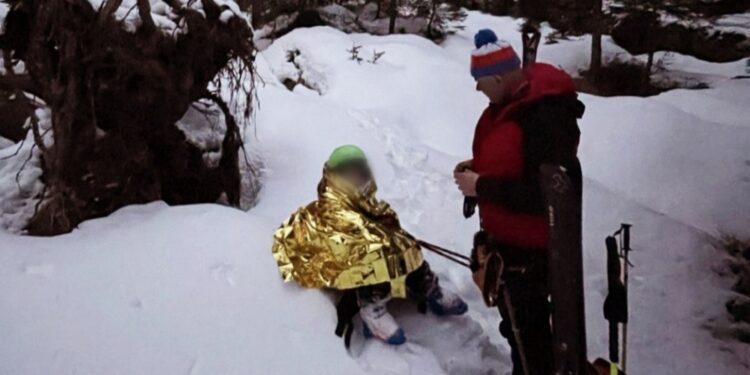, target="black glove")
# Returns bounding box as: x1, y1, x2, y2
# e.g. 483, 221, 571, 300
463, 197, 477, 218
